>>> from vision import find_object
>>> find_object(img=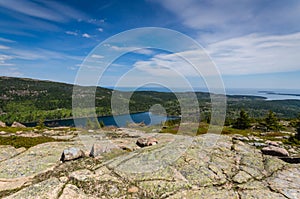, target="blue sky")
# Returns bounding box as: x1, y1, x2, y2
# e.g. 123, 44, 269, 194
0, 0, 300, 89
